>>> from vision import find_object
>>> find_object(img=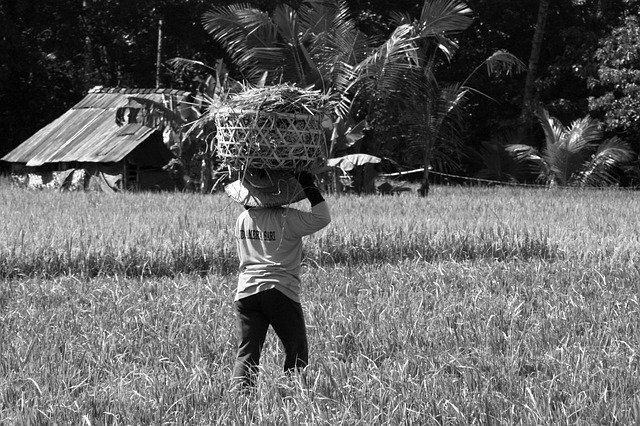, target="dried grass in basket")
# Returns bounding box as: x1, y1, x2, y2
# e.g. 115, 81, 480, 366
214, 84, 333, 172
215, 109, 325, 171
